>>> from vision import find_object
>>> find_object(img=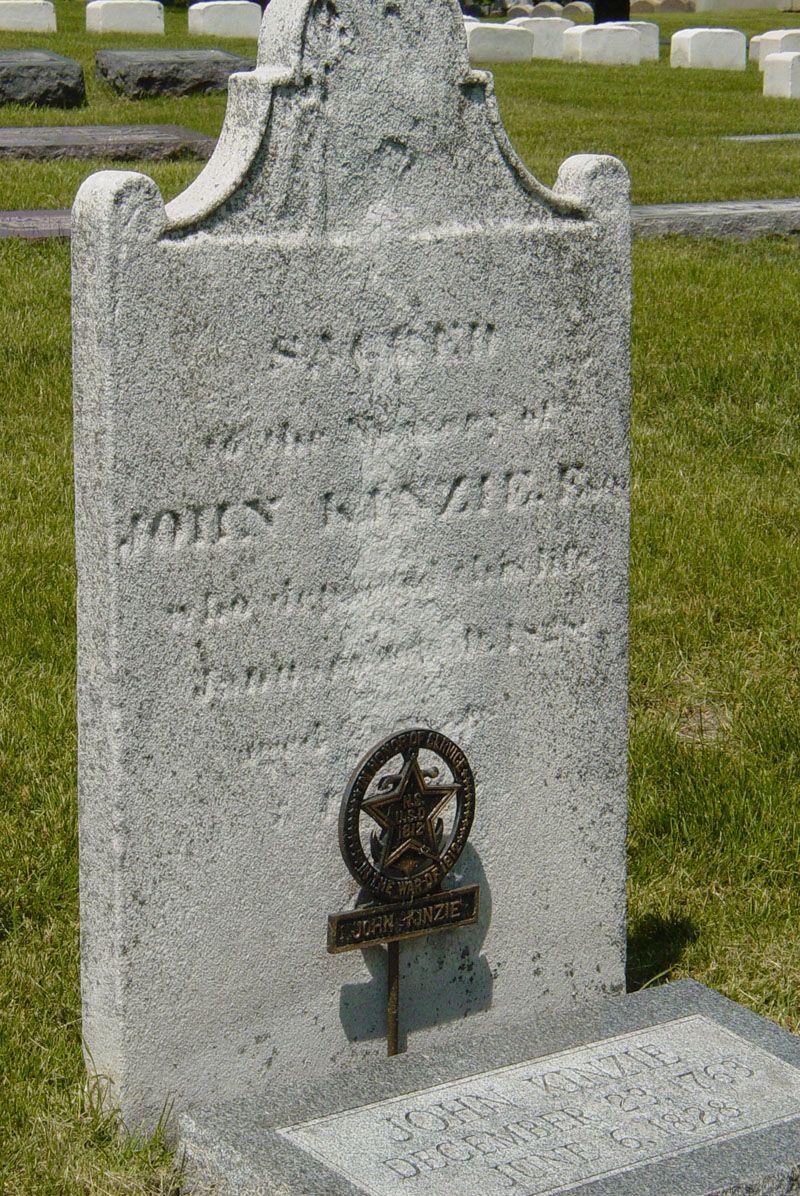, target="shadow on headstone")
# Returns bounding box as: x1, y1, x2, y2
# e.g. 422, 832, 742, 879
339, 845, 493, 1048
